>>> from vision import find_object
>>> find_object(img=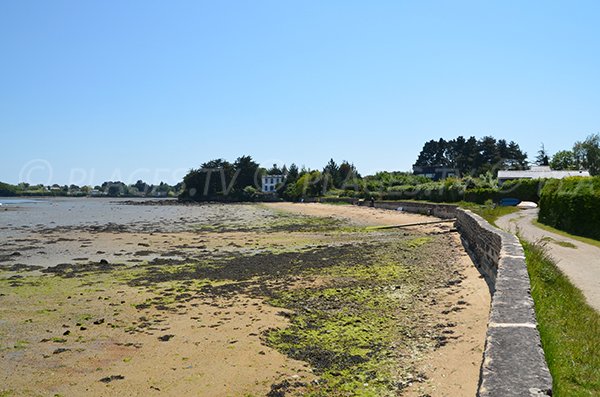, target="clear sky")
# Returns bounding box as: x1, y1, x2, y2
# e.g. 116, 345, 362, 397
1, 0, 599, 186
